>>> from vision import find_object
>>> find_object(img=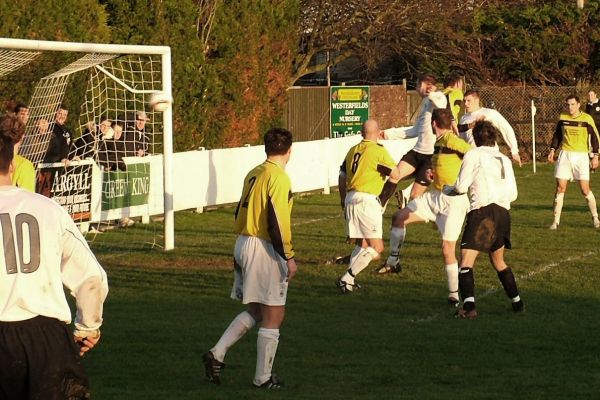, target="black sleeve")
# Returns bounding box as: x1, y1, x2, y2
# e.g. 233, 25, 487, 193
551, 121, 563, 150
588, 124, 600, 153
